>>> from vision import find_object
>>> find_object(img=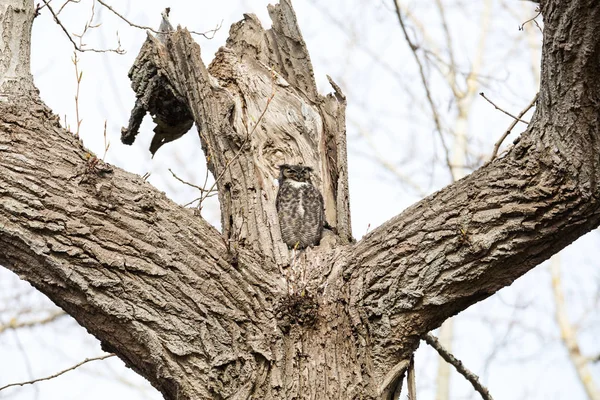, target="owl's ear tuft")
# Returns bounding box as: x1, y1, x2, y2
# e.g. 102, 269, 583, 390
279, 164, 290, 170
304, 166, 313, 172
